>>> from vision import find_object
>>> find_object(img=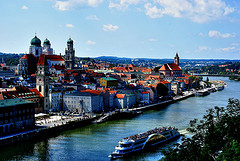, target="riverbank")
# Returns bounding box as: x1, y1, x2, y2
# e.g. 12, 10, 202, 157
0, 85, 221, 148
